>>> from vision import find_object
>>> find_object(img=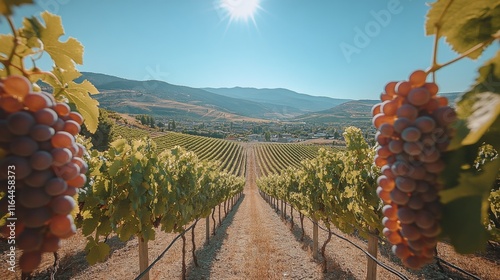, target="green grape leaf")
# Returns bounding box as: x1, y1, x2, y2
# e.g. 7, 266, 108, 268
449, 51, 500, 150
441, 196, 488, 254
85, 237, 110, 265
426, 0, 500, 59
82, 216, 99, 236
440, 158, 500, 253
0, 0, 33, 16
